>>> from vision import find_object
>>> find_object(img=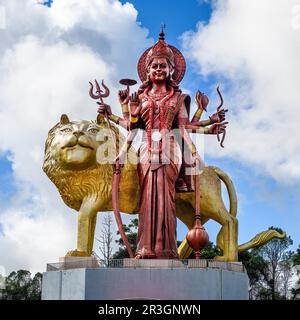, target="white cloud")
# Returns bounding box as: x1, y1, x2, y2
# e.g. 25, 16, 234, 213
0, 0, 150, 273
182, 0, 300, 185
0, 5, 5, 30
0, 204, 76, 274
